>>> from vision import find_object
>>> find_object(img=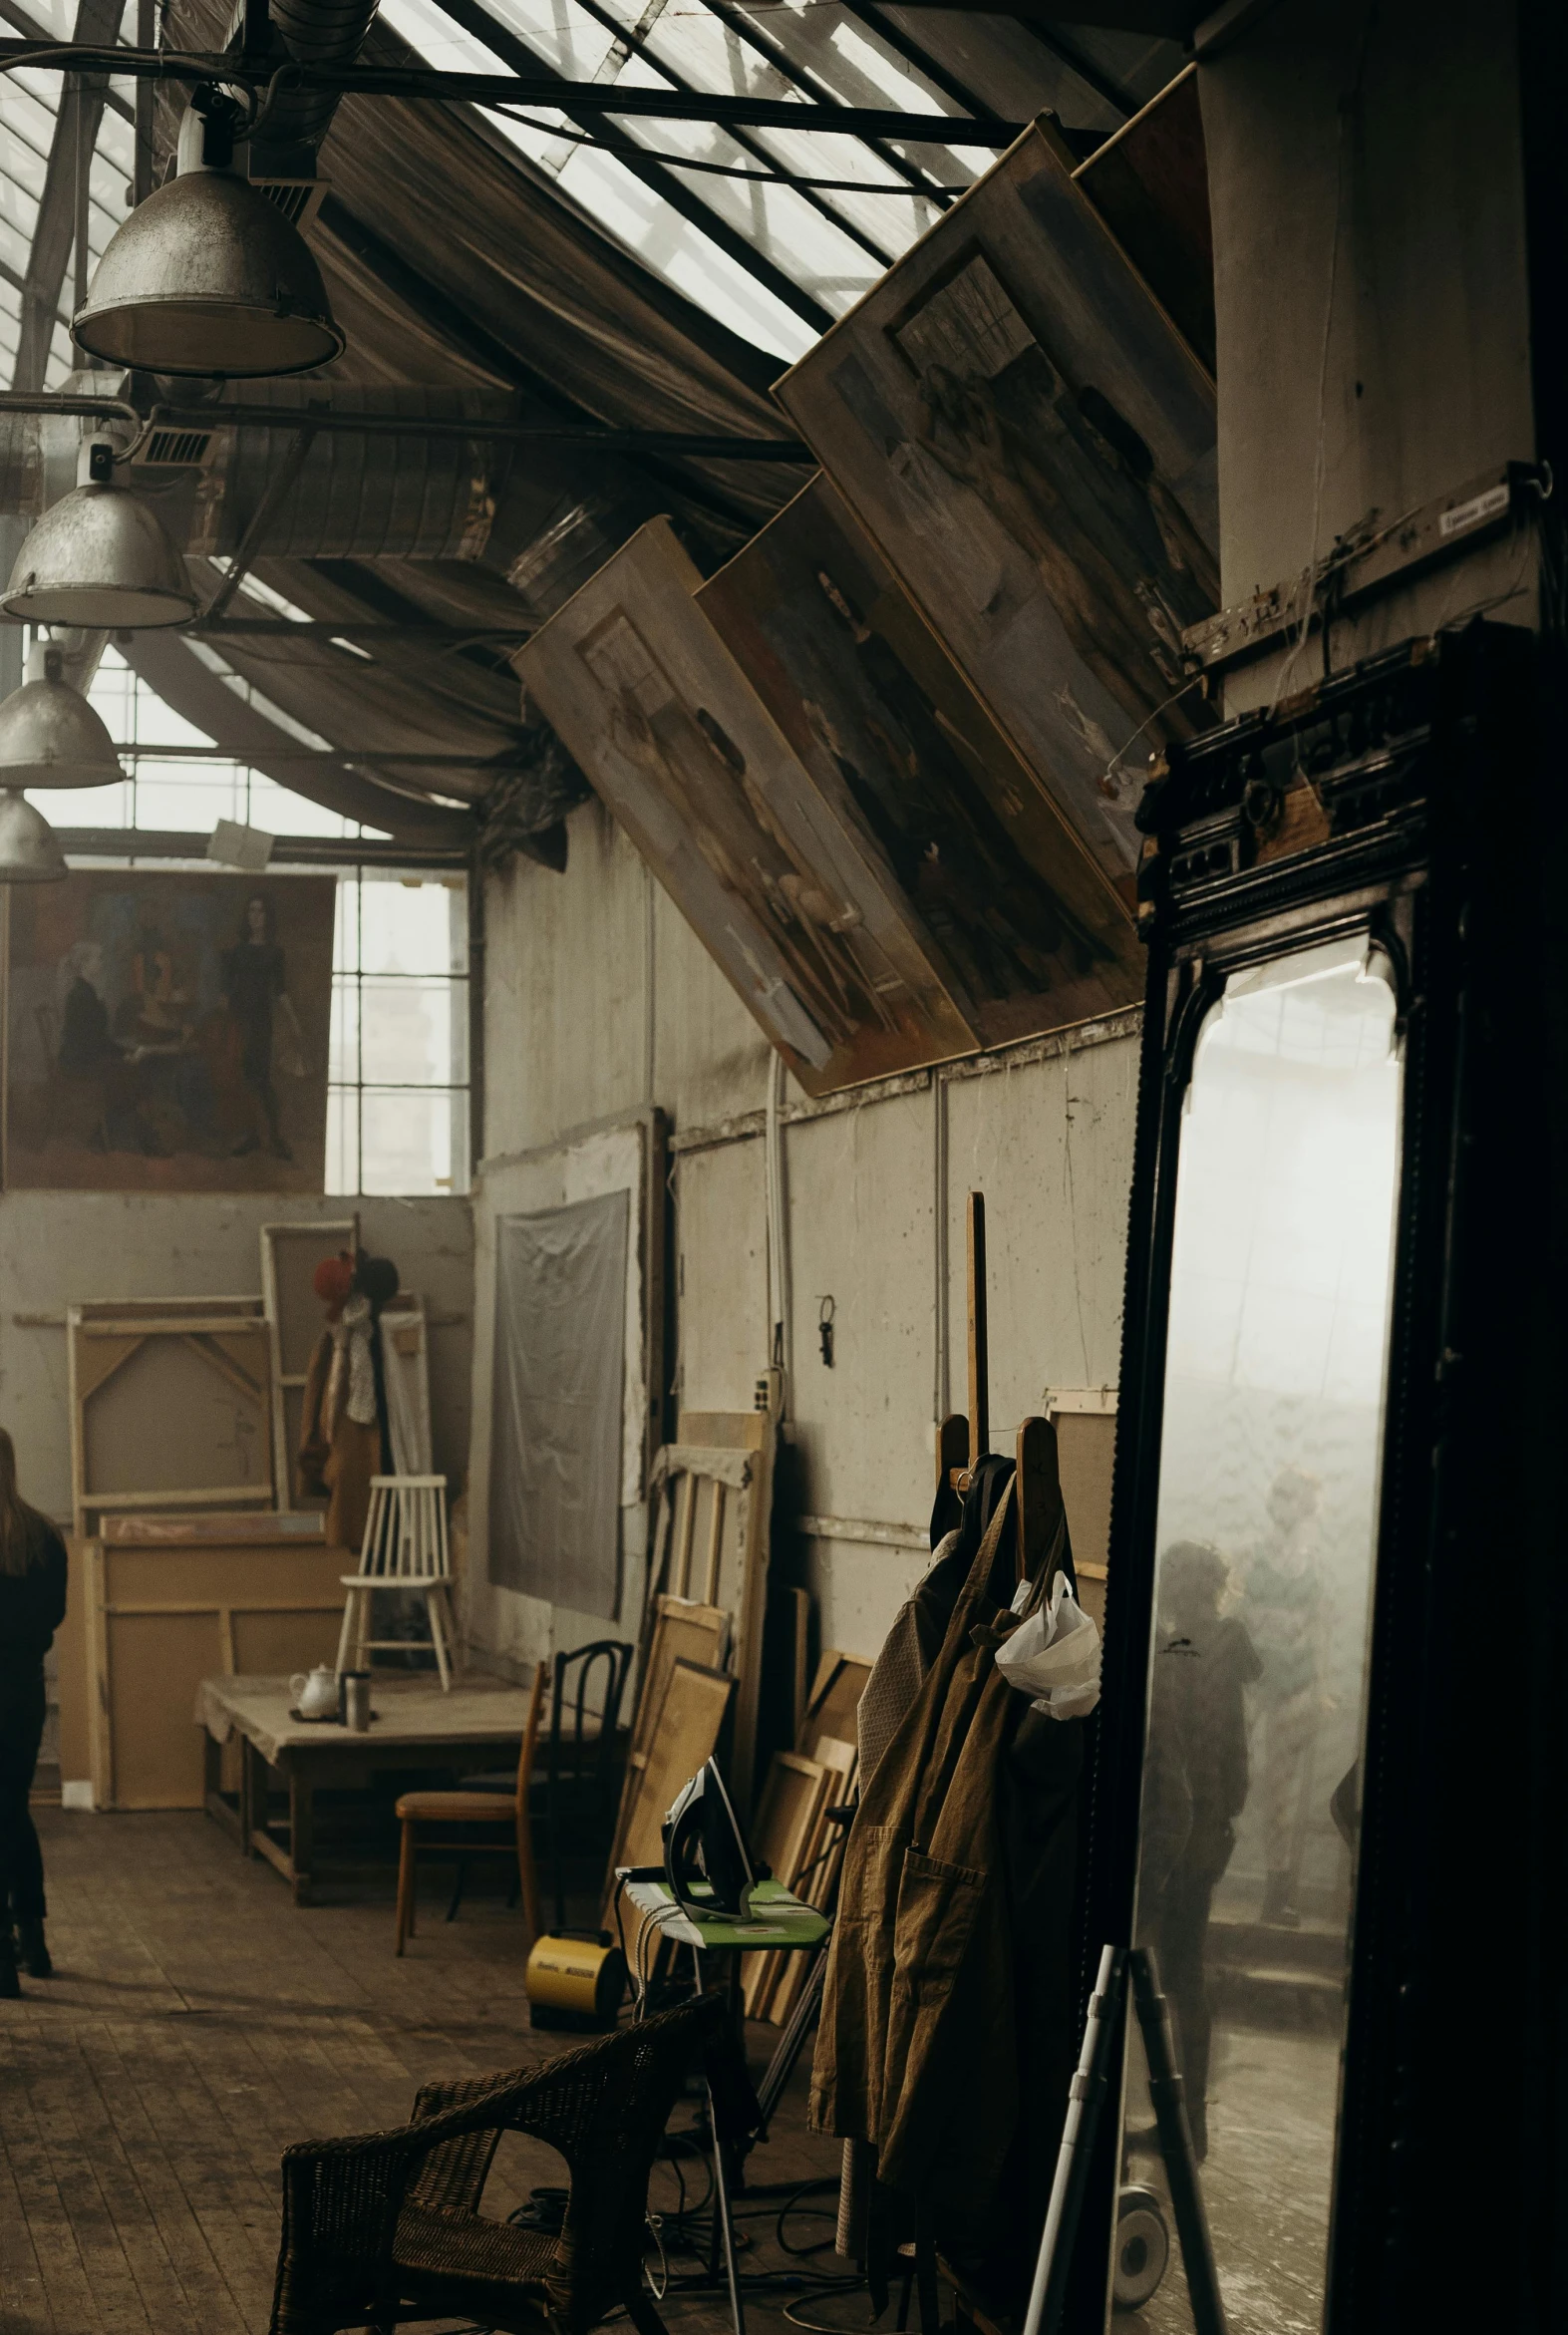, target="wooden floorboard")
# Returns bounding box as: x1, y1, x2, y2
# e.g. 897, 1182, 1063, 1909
0, 1808, 850, 2335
